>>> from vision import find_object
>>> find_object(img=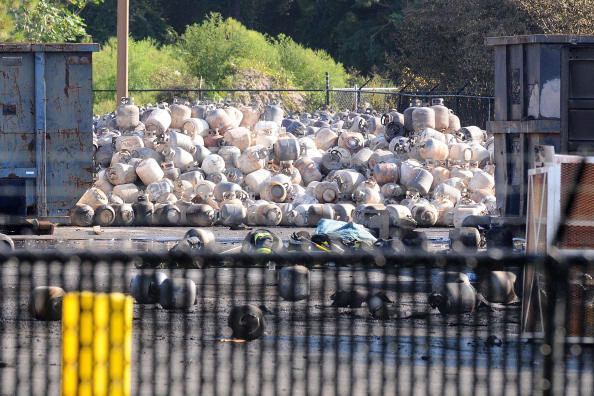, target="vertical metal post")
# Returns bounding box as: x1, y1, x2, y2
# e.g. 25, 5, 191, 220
353, 85, 358, 111
117, 0, 129, 102
325, 72, 330, 107
34, 52, 47, 217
